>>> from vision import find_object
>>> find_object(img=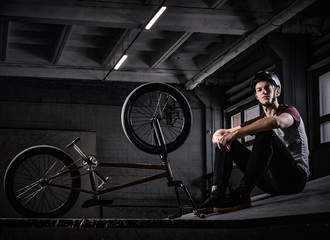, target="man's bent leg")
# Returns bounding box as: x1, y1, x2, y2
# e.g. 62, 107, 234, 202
213, 141, 251, 187
241, 131, 277, 189
202, 141, 250, 213
214, 131, 276, 213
